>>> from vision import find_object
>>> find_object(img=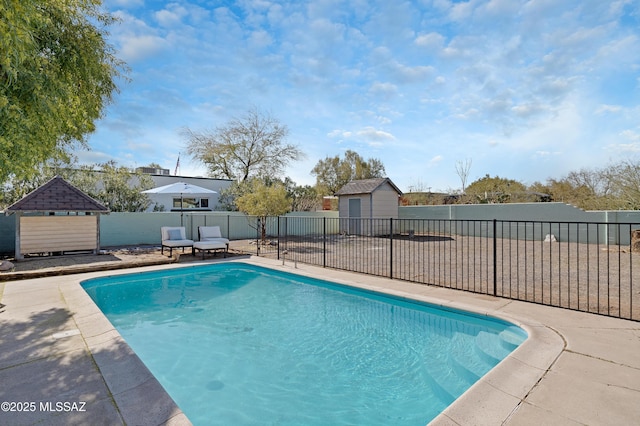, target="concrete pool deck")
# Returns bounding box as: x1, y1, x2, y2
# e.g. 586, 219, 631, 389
0, 256, 638, 425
